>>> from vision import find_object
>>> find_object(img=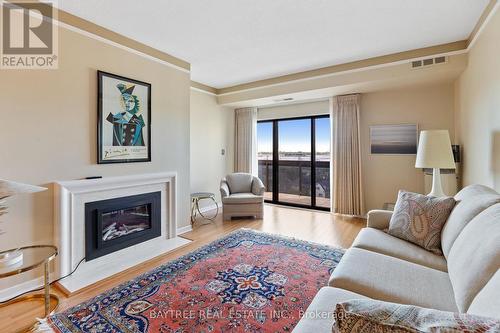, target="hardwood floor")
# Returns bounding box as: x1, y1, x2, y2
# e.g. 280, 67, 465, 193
263, 192, 331, 208
0, 204, 365, 333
